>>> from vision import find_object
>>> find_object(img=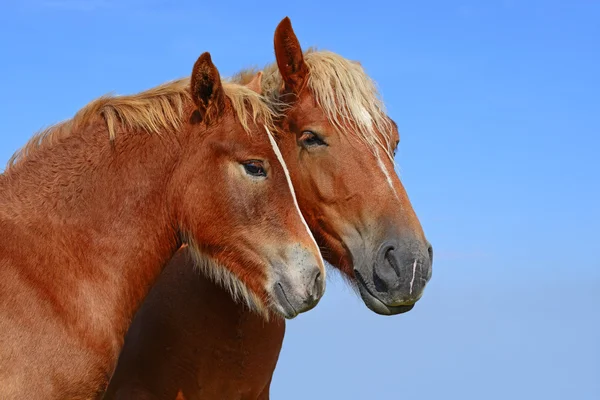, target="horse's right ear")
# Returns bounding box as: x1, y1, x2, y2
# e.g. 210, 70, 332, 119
274, 17, 308, 93
190, 52, 226, 122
